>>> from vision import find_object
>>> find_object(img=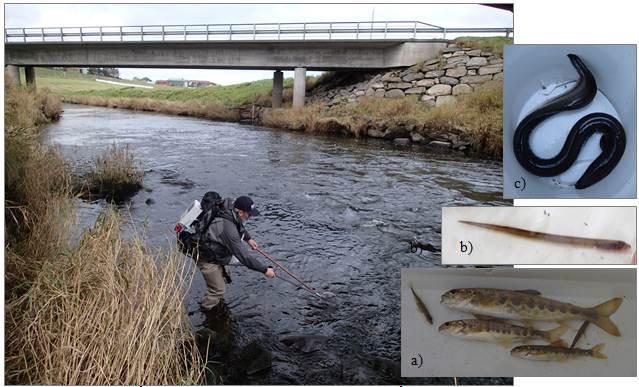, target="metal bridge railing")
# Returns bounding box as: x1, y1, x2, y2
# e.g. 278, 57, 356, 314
4, 21, 513, 43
